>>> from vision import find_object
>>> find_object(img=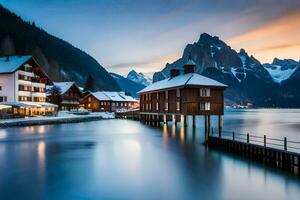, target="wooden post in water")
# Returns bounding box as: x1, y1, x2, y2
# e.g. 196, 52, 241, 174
192, 115, 196, 127
180, 115, 185, 126
284, 137, 287, 151
172, 114, 176, 124
264, 135, 266, 147
247, 133, 250, 143
207, 115, 211, 136
184, 115, 188, 127
204, 115, 208, 143
218, 115, 223, 137
232, 131, 235, 141
163, 114, 167, 124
